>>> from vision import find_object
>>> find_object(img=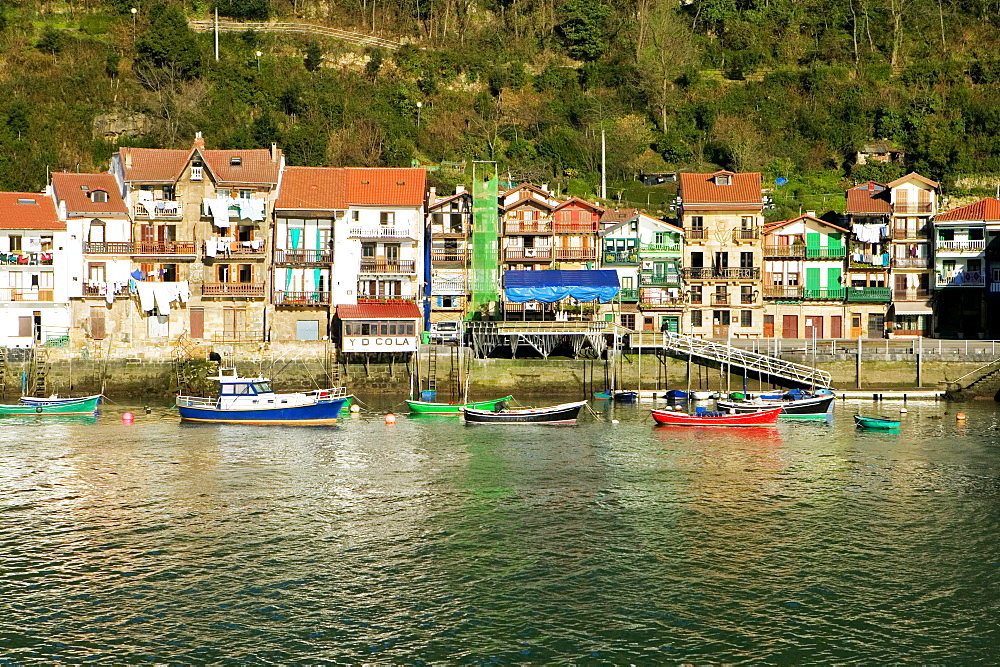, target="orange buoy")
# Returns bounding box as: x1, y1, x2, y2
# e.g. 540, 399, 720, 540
957, 412, 967, 421
385, 412, 396, 424
122, 412, 134, 424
